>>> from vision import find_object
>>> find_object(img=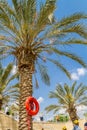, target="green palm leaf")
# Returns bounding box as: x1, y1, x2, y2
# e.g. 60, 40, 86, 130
38, 64, 50, 86
55, 13, 87, 28
1, 63, 13, 86
0, 63, 19, 109
48, 58, 71, 78
62, 38, 87, 45
50, 47, 87, 67
45, 104, 61, 114
45, 82, 87, 123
